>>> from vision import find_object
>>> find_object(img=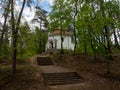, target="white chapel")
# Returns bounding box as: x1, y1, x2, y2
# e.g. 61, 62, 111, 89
46, 28, 75, 50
